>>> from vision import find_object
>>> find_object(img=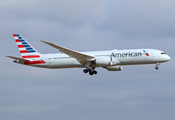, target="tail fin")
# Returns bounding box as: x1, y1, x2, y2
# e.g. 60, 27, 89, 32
13, 34, 41, 59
